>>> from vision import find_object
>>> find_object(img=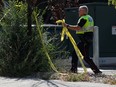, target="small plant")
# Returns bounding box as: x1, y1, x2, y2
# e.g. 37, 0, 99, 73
50, 72, 90, 81
68, 73, 90, 82
104, 75, 116, 85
